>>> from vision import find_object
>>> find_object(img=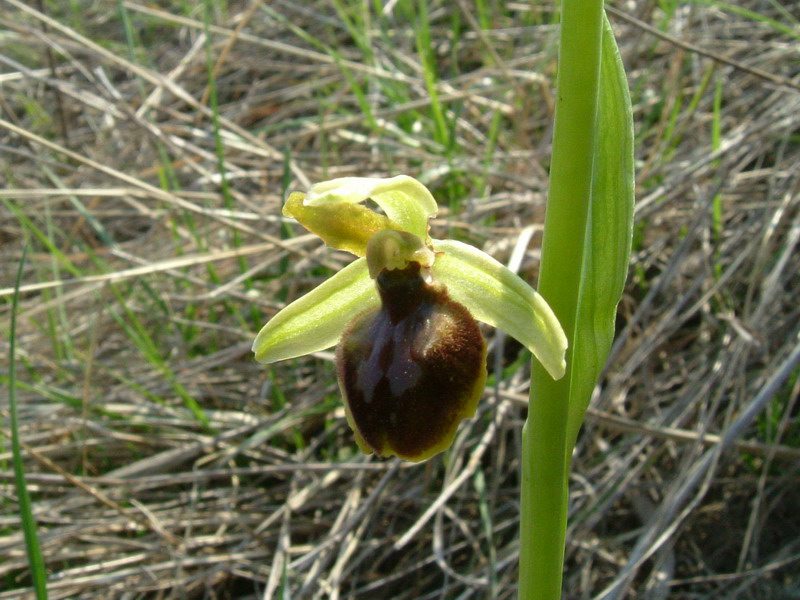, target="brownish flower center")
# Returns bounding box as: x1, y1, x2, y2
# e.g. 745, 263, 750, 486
336, 262, 487, 461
